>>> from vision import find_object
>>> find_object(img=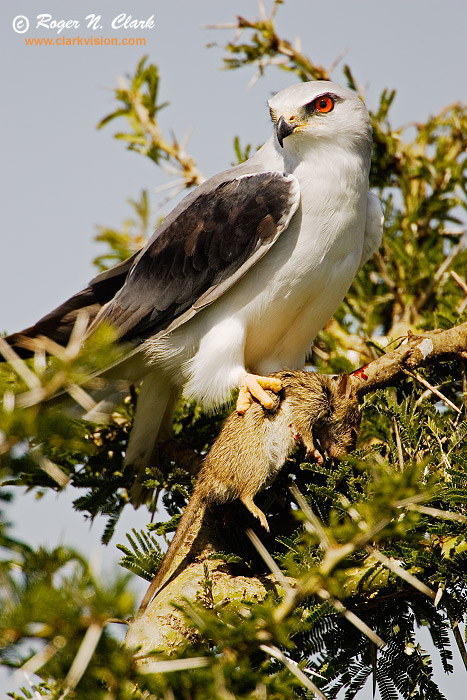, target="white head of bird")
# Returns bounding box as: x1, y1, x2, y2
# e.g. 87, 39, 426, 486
268, 80, 372, 165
